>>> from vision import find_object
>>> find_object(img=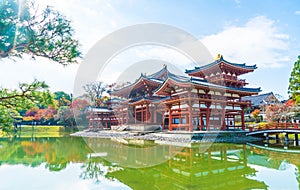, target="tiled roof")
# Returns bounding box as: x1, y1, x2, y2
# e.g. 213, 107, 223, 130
112, 74, 162, 93
185, 55, 257, 74
113, 60, 261, 97
154, 73, 261, 94
146, 65, 168, 79
190, 77, 261, 93
241, 92, 278, 107
129, 95, 168, 104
